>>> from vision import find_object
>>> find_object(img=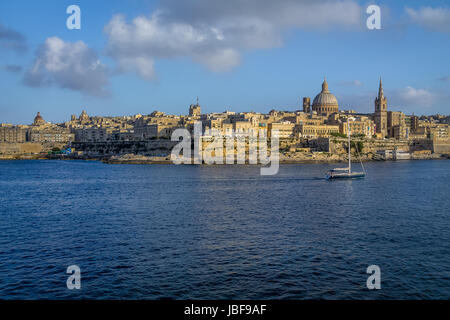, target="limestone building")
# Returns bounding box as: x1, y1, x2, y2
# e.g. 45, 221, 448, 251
0, 125, 27, 143
387, 111, 407, 139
